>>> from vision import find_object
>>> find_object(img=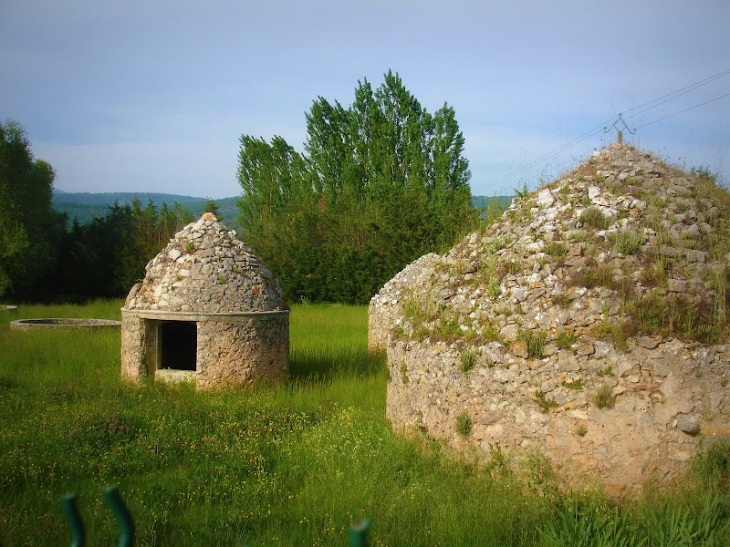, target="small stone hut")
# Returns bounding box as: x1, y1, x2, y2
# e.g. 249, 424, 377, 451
121, 213, 289, 390
371, 145, 730, 496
